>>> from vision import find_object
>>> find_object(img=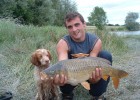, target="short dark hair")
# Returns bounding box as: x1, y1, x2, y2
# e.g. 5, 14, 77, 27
64, 12, 85, 27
